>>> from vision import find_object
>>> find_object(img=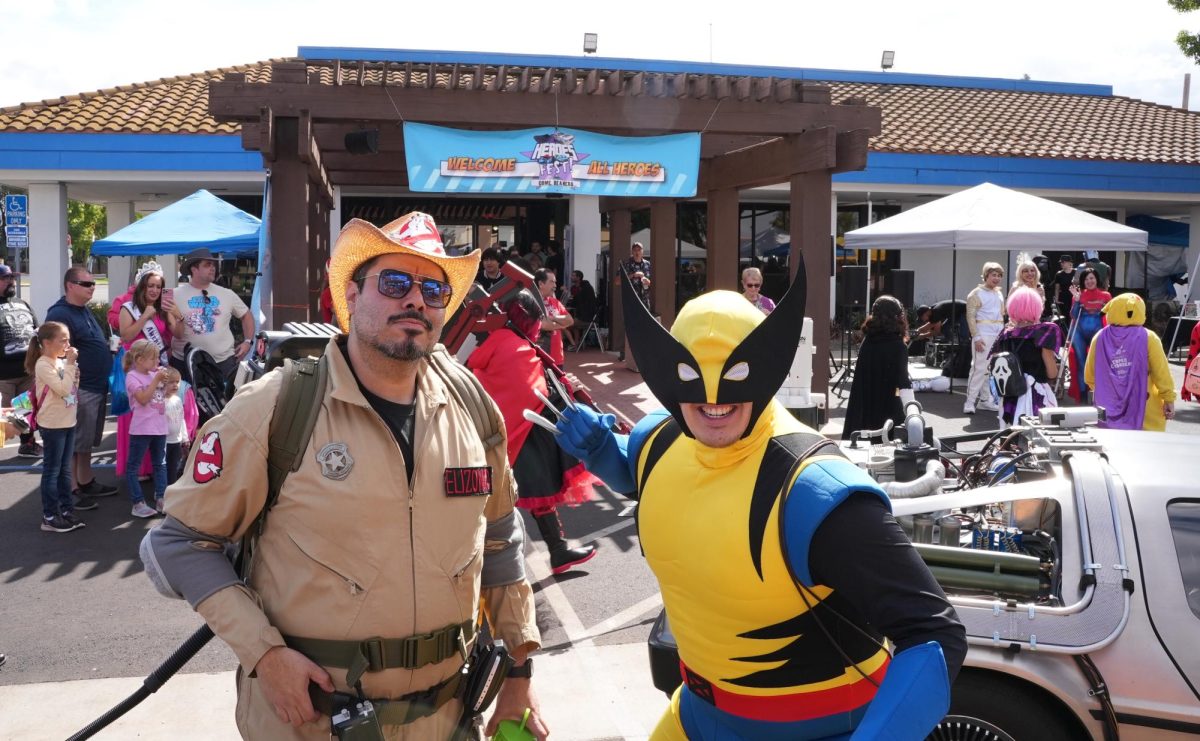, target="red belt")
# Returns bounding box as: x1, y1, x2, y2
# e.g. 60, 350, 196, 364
680, 660, 888, 723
